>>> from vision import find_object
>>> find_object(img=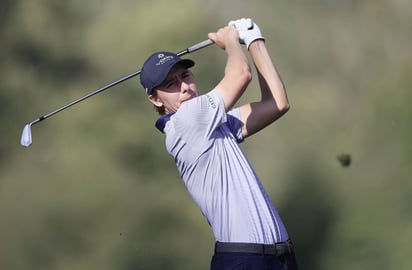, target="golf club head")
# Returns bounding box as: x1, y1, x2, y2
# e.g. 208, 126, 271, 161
21, 124, 32, 147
